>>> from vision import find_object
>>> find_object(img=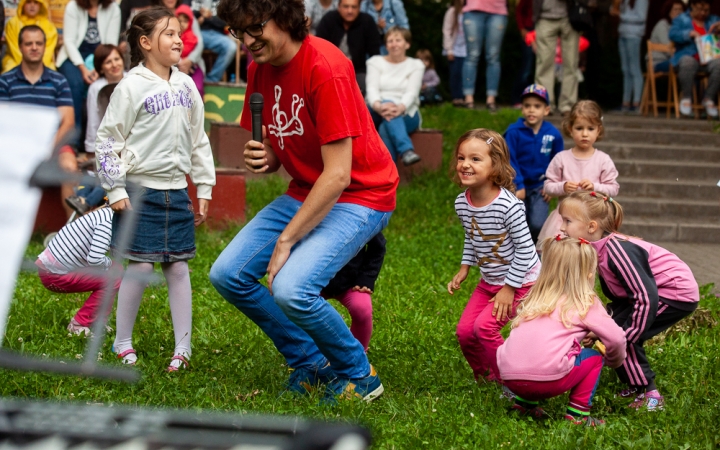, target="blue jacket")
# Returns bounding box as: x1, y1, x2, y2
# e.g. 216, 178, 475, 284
669, 11, 720, 66
360, 0, 410, 34
504, 118, 564, 191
